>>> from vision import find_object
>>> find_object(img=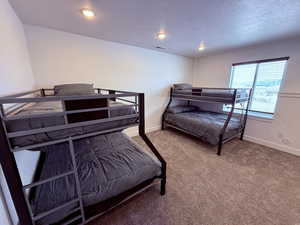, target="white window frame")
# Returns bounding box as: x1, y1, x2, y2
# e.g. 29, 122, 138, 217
229, 57, 289, 116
